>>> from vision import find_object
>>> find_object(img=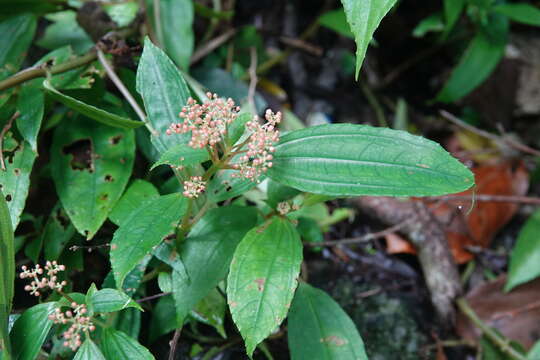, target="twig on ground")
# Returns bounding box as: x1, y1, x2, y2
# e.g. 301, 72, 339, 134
168, 328, 182, 360
279, 36, 323, 56
0, 111, 19, 171
247, 47, 258, 113
440, 110, 540, 157
492, 299, 540, 321
190, 29, 236, 65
